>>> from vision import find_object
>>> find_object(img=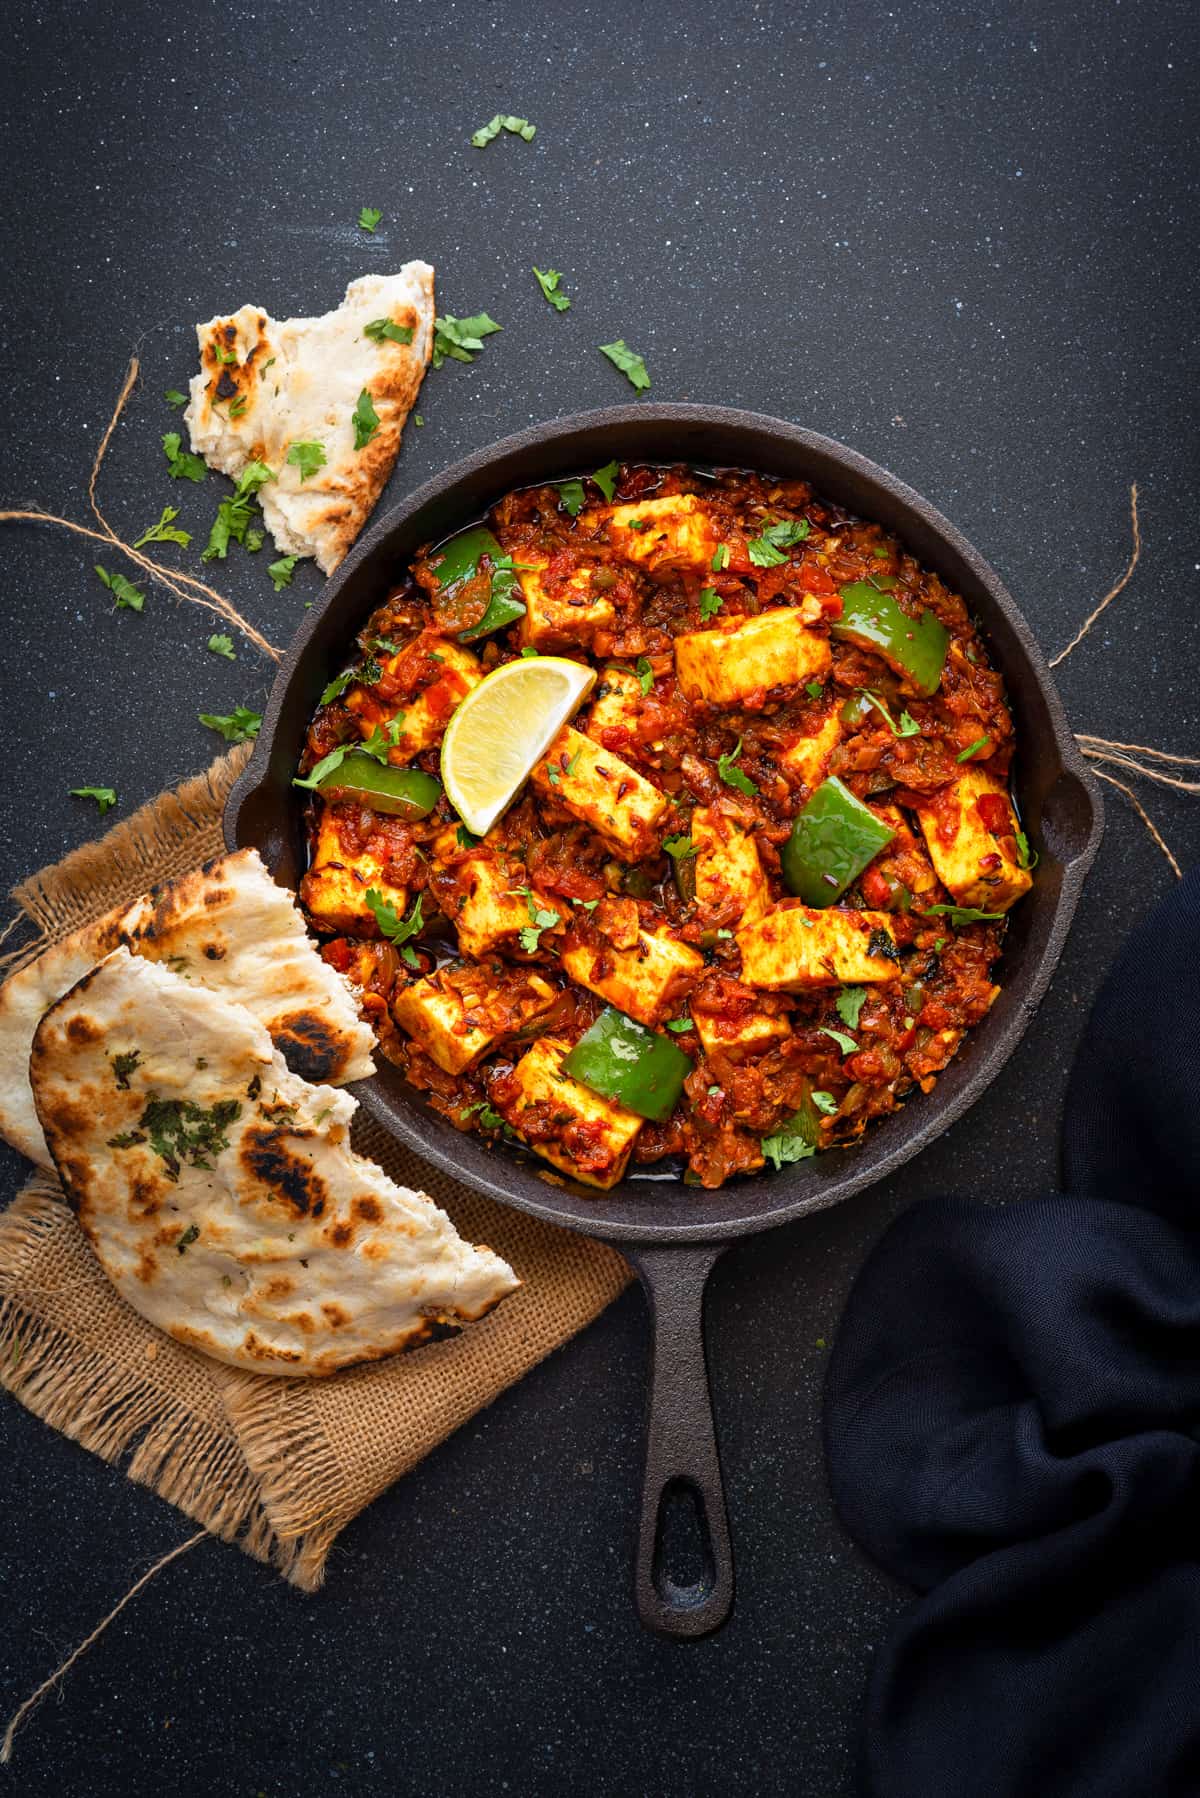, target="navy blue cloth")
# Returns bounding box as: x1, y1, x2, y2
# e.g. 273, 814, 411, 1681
824, 870, 1200, 1798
